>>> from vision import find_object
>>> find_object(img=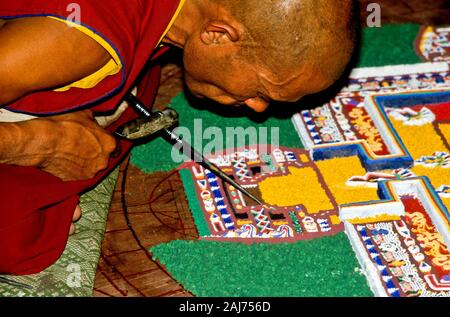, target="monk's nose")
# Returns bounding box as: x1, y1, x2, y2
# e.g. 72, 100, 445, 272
244, 97, 270, 112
